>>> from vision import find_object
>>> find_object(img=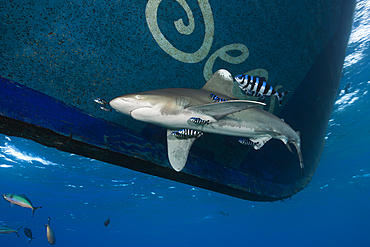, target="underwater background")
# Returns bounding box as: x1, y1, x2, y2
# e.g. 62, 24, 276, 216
1, 0, 370, 246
